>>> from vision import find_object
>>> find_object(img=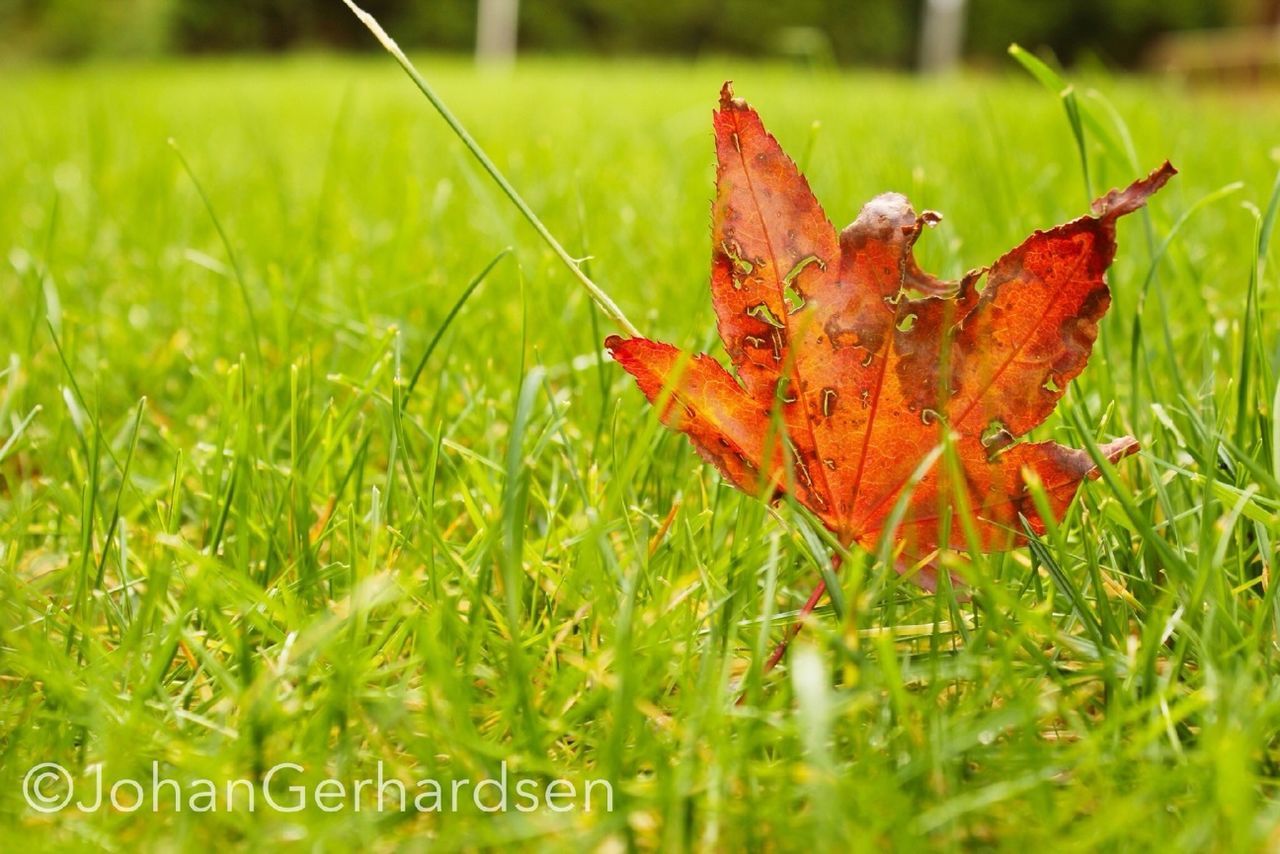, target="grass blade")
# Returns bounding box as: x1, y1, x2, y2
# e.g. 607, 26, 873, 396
340, 0, 640, 337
